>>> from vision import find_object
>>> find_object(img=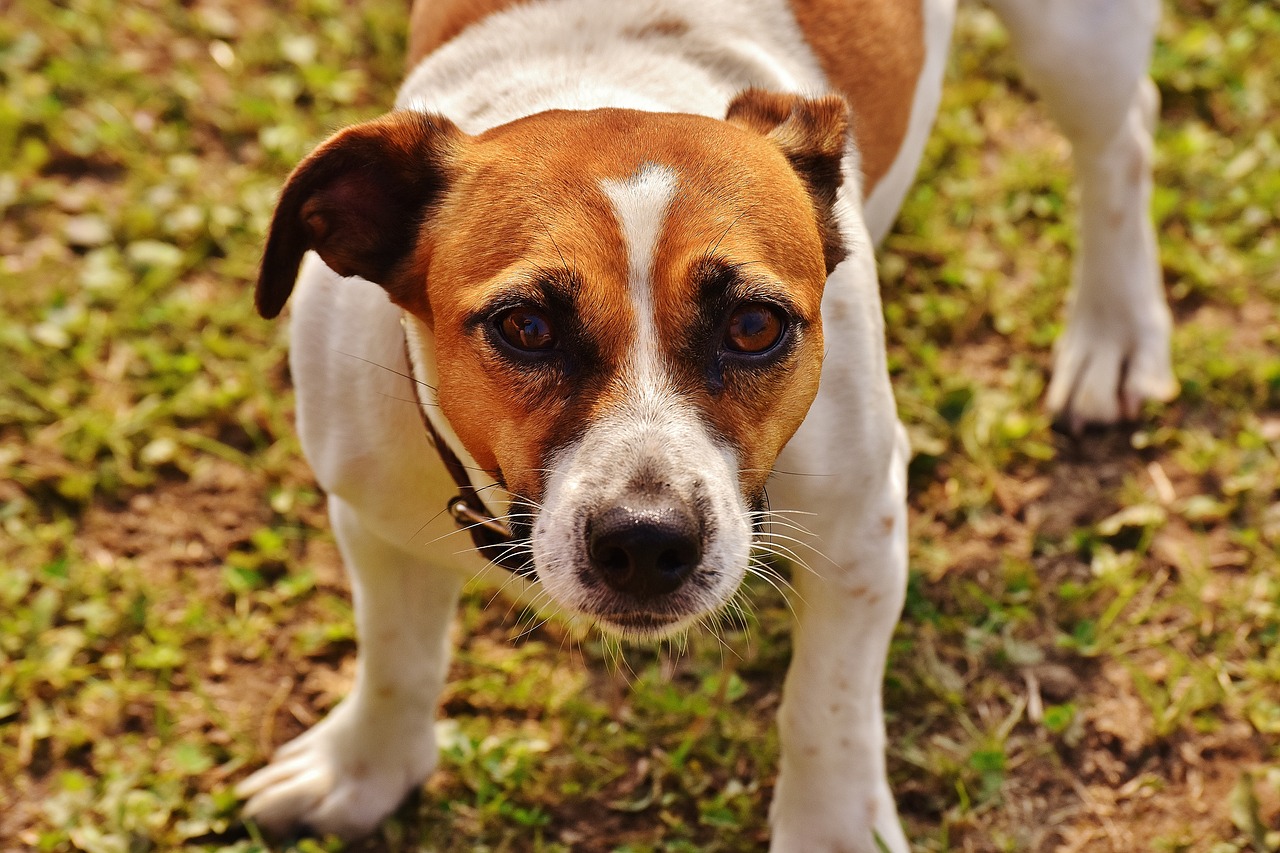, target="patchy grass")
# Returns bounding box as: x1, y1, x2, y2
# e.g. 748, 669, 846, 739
1, 1, 1277, 851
